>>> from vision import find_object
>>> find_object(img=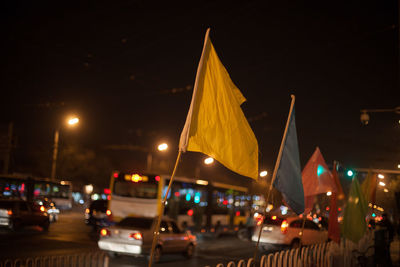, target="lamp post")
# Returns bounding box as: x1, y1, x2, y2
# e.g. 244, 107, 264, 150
360, 106, 400, 125
147, 142, 169, 172
51, 116, 79, 180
